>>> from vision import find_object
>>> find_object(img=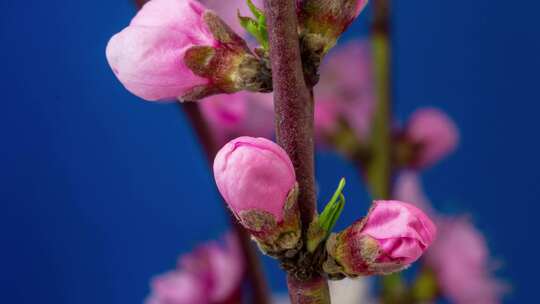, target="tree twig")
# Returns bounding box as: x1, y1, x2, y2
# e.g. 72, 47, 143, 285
367, 0, 392, 200
264, 0, 316, 233
264, 1, 329, 303
368, 1, 408, 303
